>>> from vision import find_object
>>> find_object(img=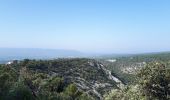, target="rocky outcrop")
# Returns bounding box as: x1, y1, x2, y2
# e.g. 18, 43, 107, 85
15, 58, 124, 99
